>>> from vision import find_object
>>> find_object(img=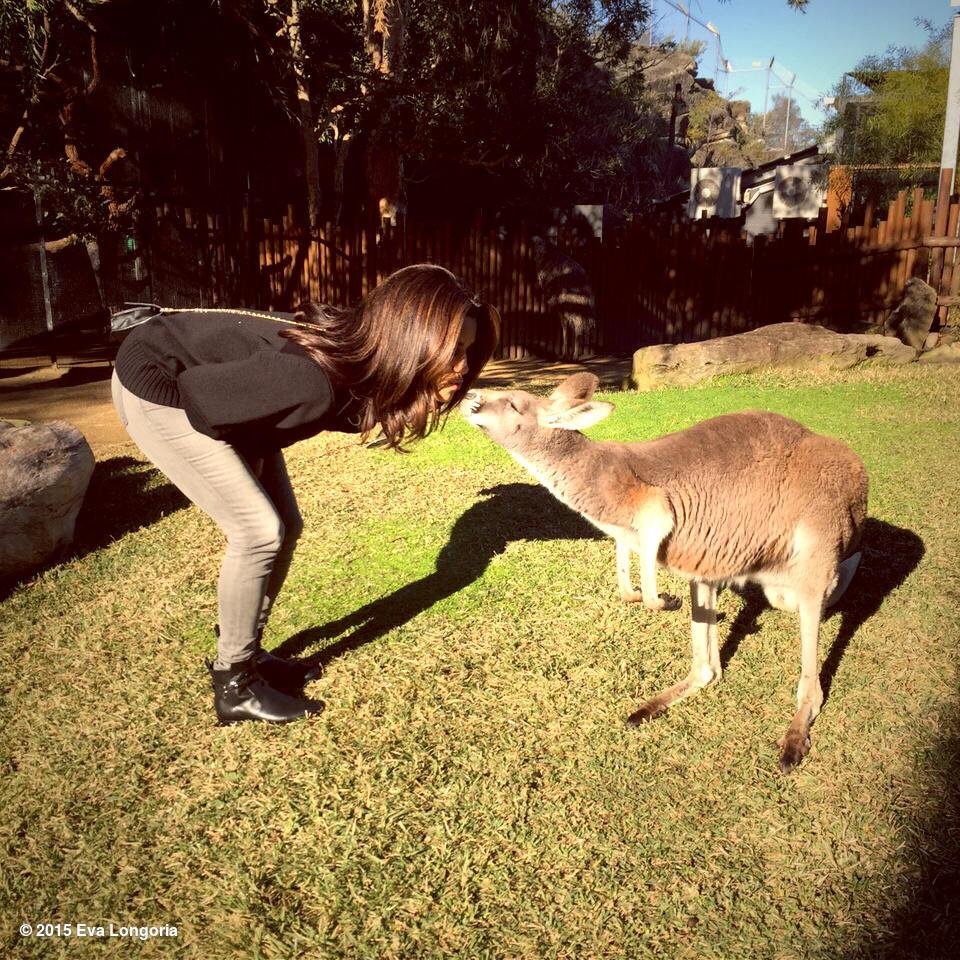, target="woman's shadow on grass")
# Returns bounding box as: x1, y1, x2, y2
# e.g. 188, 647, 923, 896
718, 518, 925, 703
0, 455, 188, 603
275, 482, 604, 666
